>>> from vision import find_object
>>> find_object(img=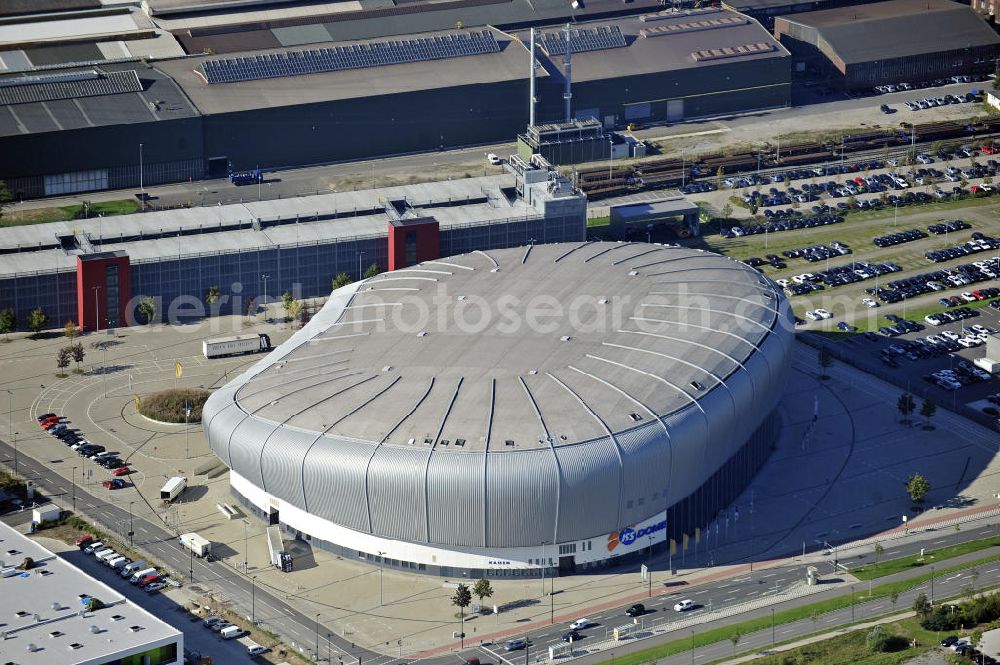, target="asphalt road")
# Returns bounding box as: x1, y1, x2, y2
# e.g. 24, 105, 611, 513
454, 519, 999, 665
2, 432, 998, 665
0, 436, 391, 665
